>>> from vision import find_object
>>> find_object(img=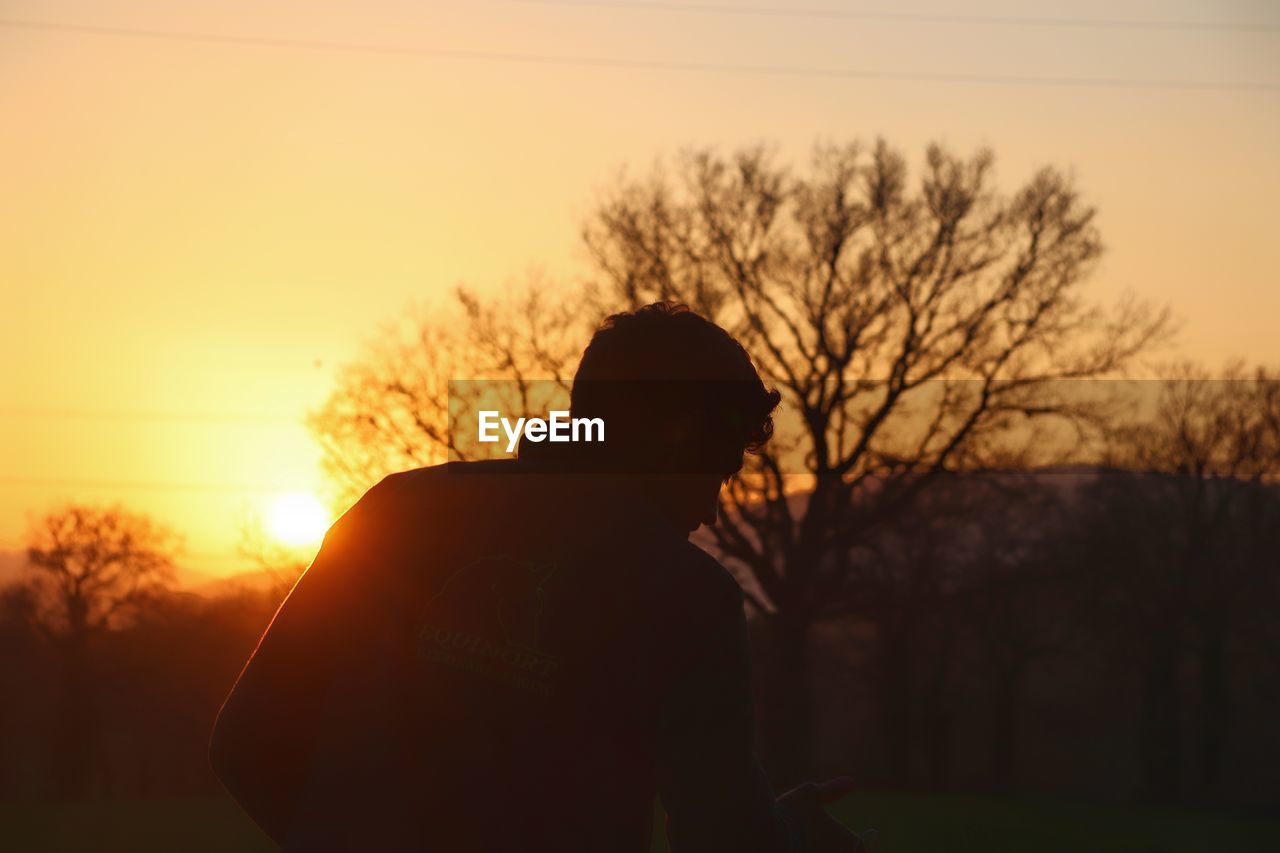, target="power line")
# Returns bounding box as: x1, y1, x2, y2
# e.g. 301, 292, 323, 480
0, 406, 302, 425
0, 475, 300, 494
1, 17, 1276, 93
0, 542, 253, 563
511, 0, 1280, 34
